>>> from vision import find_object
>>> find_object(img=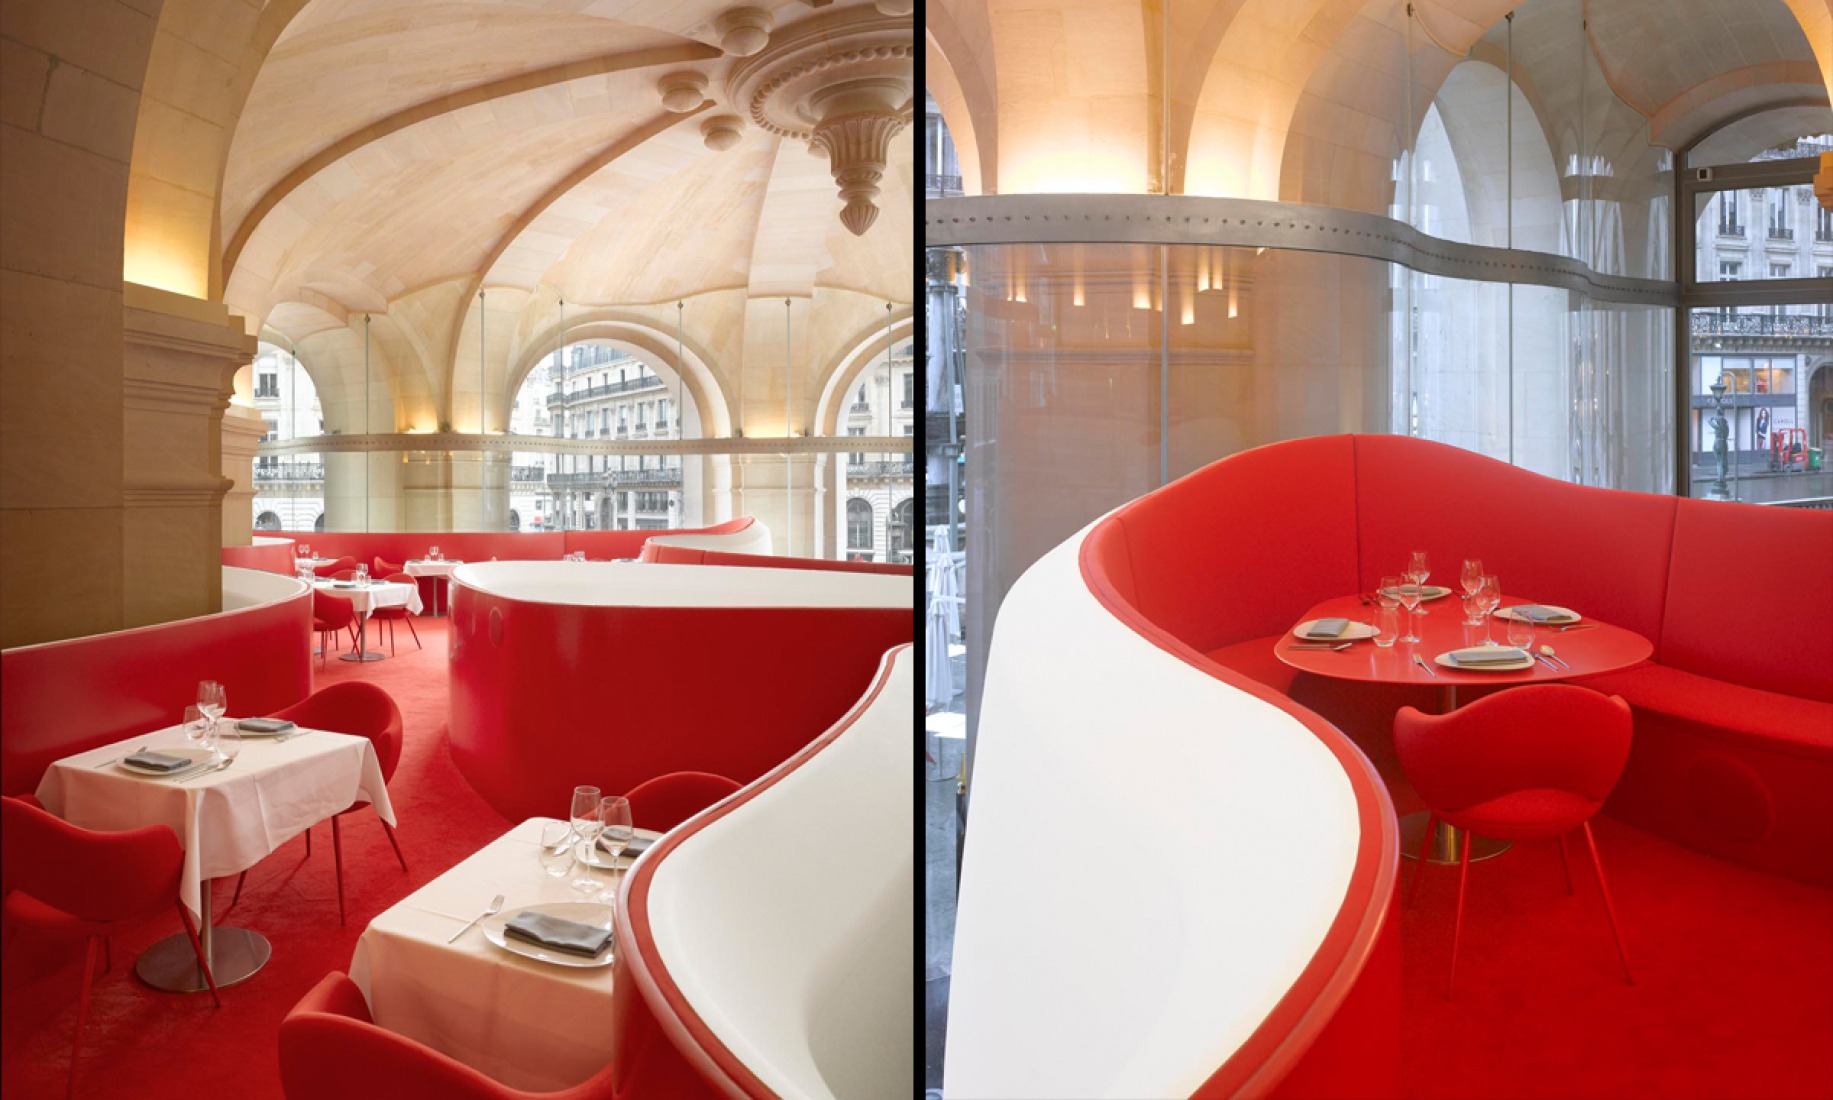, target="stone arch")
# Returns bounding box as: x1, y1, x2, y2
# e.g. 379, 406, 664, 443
503, 311, 735, 438
922, 12, 998, 195
255, 511, 282, 531
814, 310, 917, 437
